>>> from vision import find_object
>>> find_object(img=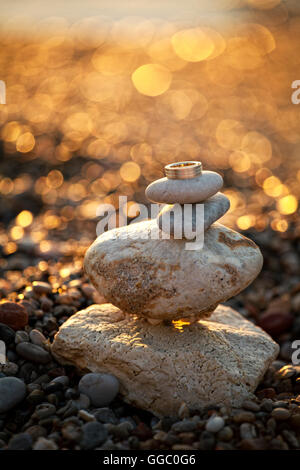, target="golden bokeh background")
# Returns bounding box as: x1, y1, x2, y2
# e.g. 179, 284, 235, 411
0, 0, 300, 278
